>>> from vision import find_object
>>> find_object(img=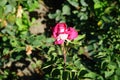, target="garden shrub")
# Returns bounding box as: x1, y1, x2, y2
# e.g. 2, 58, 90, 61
0, 0, 120, 80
